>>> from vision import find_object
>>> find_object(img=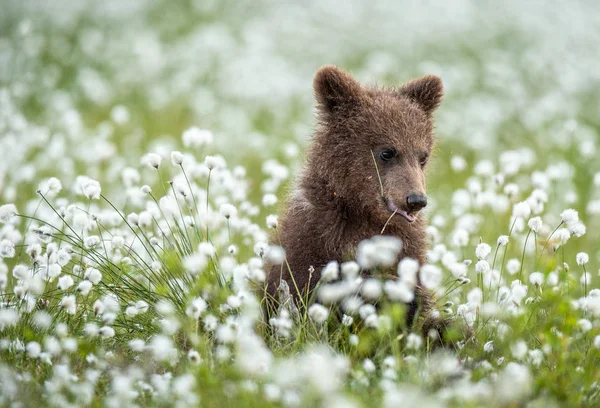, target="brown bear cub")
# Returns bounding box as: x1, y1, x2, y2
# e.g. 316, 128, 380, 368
267, 65, 445, 335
